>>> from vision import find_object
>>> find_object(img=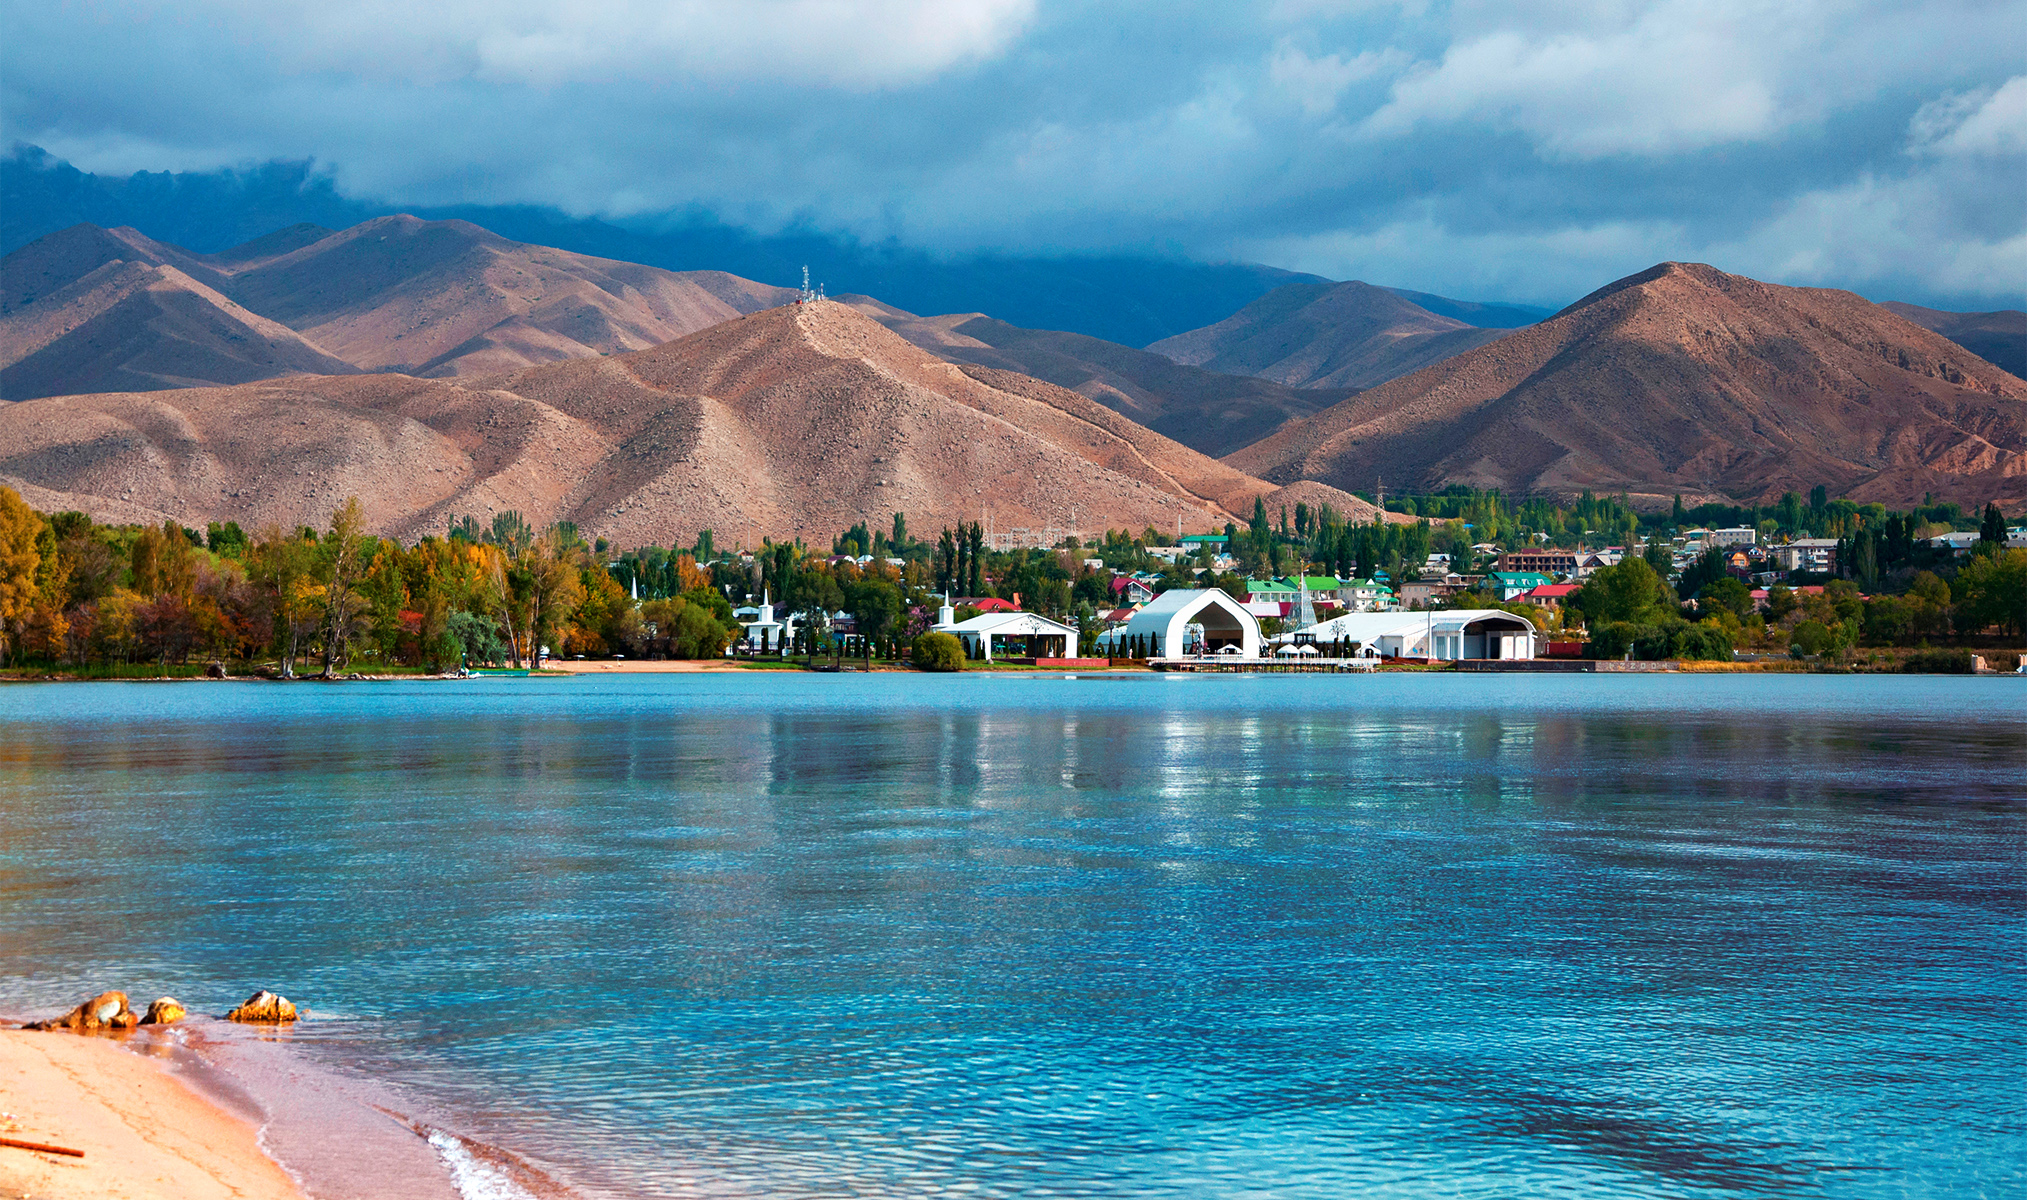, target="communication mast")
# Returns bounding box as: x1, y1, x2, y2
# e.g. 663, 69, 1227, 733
799, 266, 825, 305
